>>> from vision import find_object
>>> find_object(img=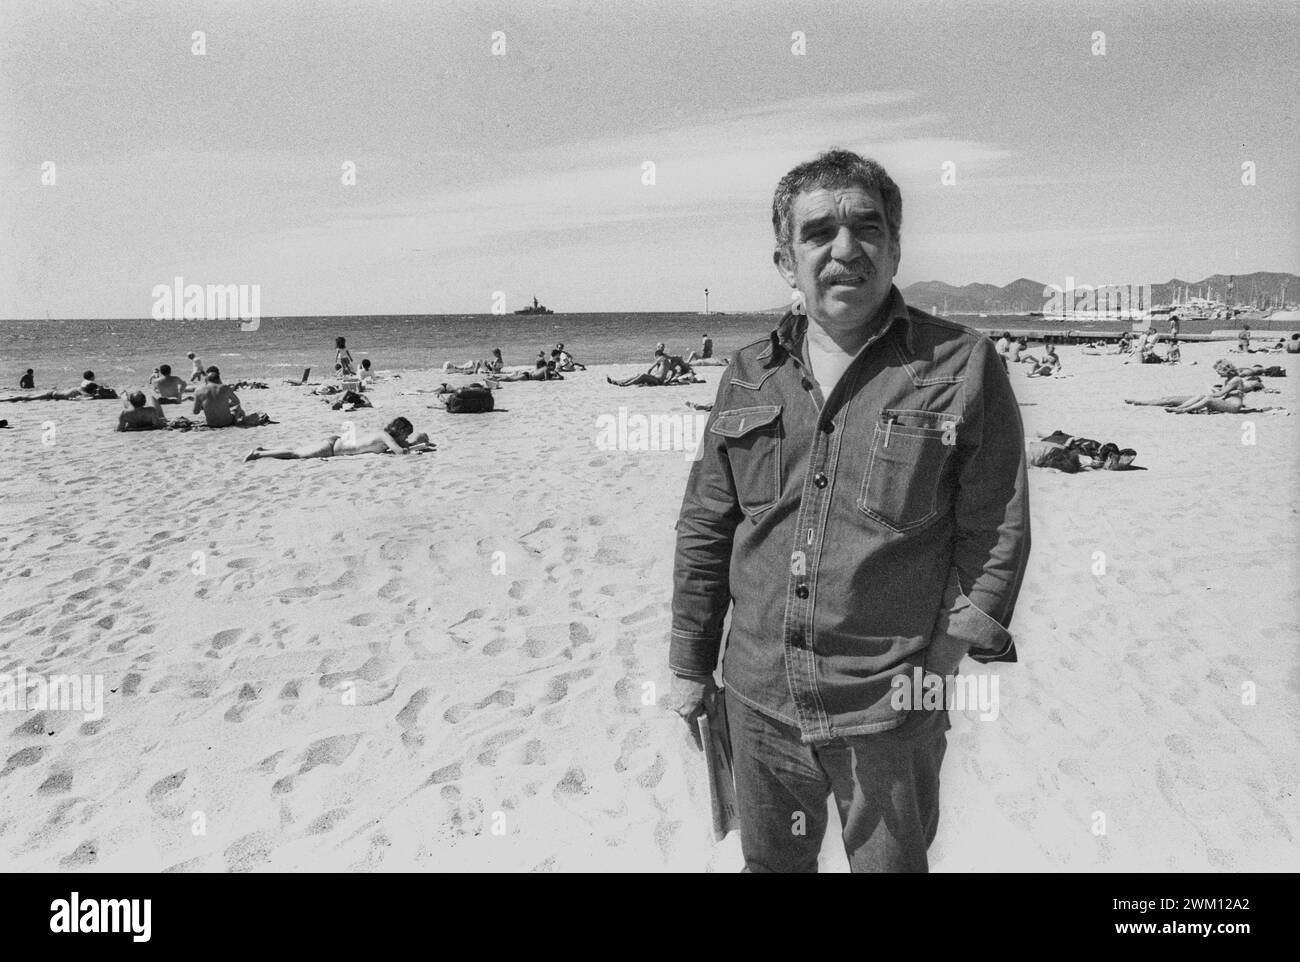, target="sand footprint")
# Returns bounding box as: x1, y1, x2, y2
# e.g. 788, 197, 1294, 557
397, 687, 432, 754
443, 688, 515, 724
475, 727, 526, 767
224, 683, 261, 723
146, 770, 188, 816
